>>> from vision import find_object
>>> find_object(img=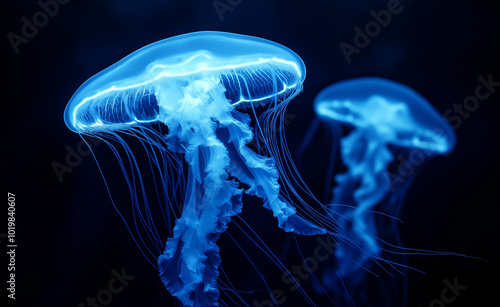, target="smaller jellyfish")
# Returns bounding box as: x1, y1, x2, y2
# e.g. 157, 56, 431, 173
64, 31, 325, 307
300, 77, 456, 305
